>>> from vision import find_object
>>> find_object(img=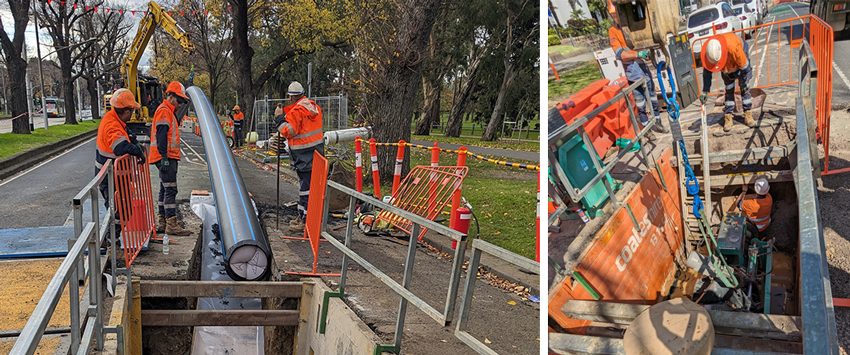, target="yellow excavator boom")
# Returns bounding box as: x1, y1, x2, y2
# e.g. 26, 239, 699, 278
119, 1, 194, 124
